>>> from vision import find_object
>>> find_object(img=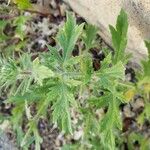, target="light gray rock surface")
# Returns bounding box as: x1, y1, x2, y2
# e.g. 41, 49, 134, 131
0, 132, 17, 150
65, 0, 150, 63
